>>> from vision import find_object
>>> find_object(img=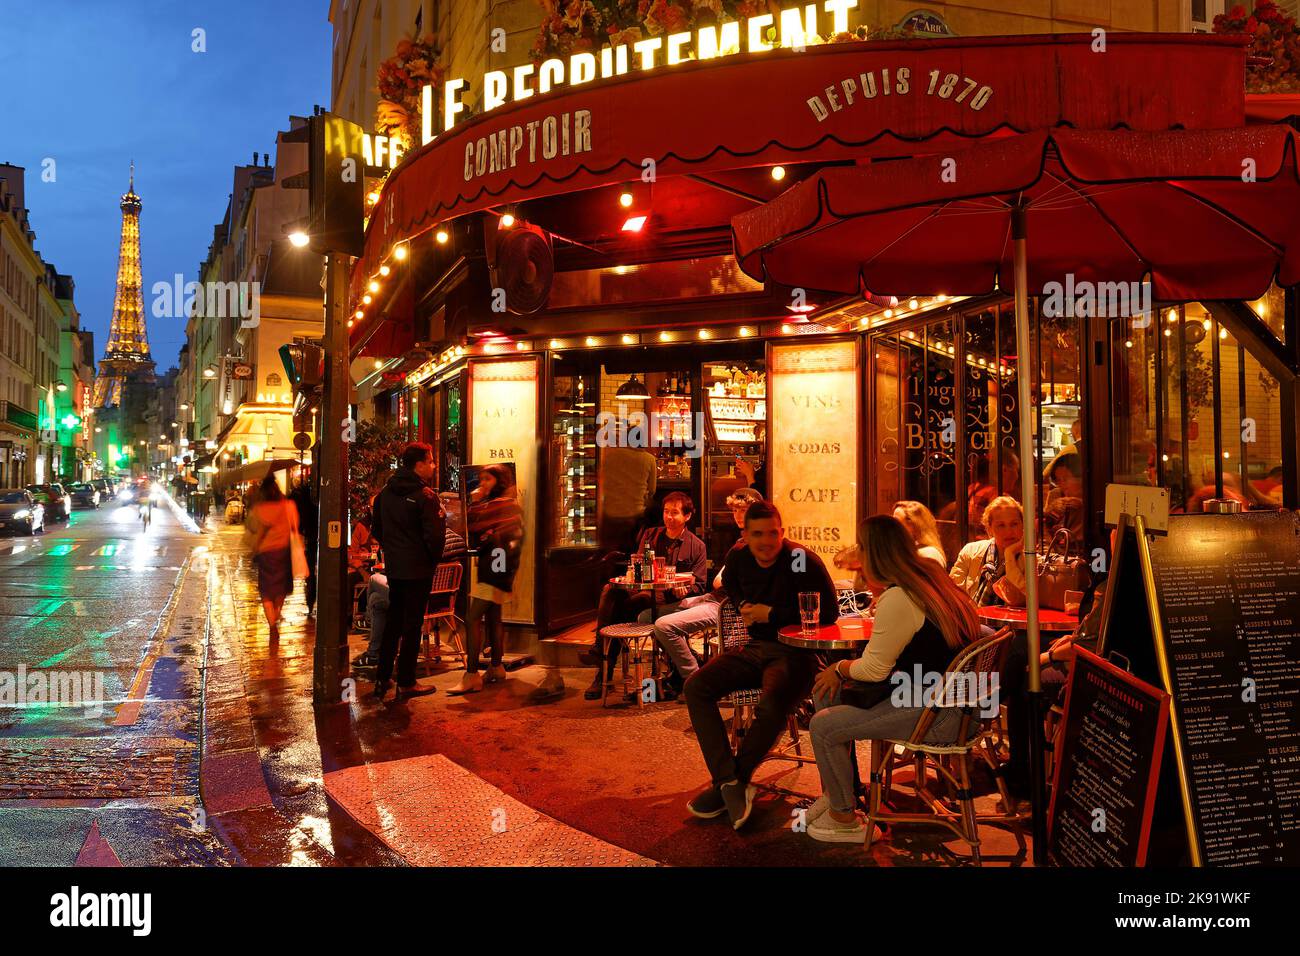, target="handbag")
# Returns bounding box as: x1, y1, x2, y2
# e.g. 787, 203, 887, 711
287, 501, 309, 579
1035, 528, 1090, 611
